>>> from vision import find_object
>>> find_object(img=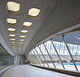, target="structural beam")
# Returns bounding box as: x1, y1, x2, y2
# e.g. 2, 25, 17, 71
32, 51, 41, 66
43, 42, 56, 68
50, 39, 65, 69
38, 45, 50, 67
62, 35, 78, 71
34, 49, 44, 66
